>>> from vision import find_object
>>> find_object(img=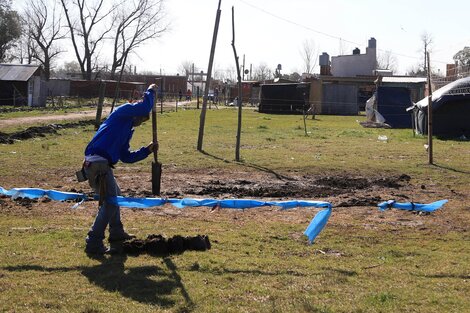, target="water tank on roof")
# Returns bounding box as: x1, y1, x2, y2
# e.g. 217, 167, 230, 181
353, 48, 360, 55
319, 52, 330, 66
368, 37, 376, 49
